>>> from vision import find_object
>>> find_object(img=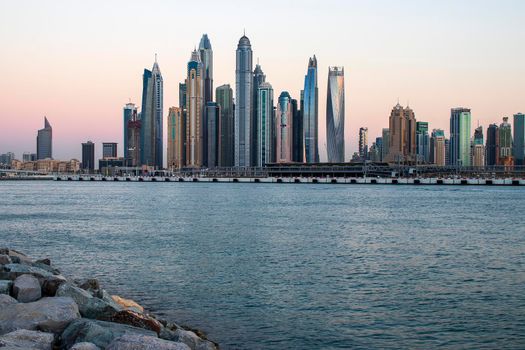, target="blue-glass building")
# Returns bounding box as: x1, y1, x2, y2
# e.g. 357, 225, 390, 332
303, 56, 319, 163
514, 113, 525, 166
